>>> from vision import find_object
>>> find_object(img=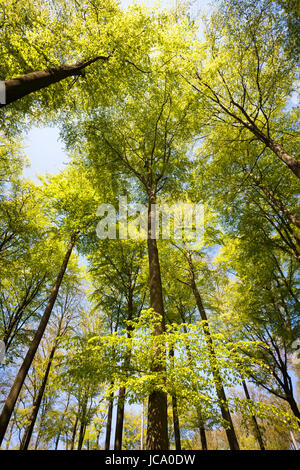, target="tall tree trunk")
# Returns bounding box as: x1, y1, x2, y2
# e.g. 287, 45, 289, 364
0, 231, 78, 446
0, 56, 109, 107
114, 386, 126, 450
146, 192, 168, 450
105, 387, 114, 450
171, 393, 181, 450
169, 346, 181, 450
70, 414, 79, 450
186, 252, 240, 450
241, 379, 265, 450
196, 408, 208, 450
